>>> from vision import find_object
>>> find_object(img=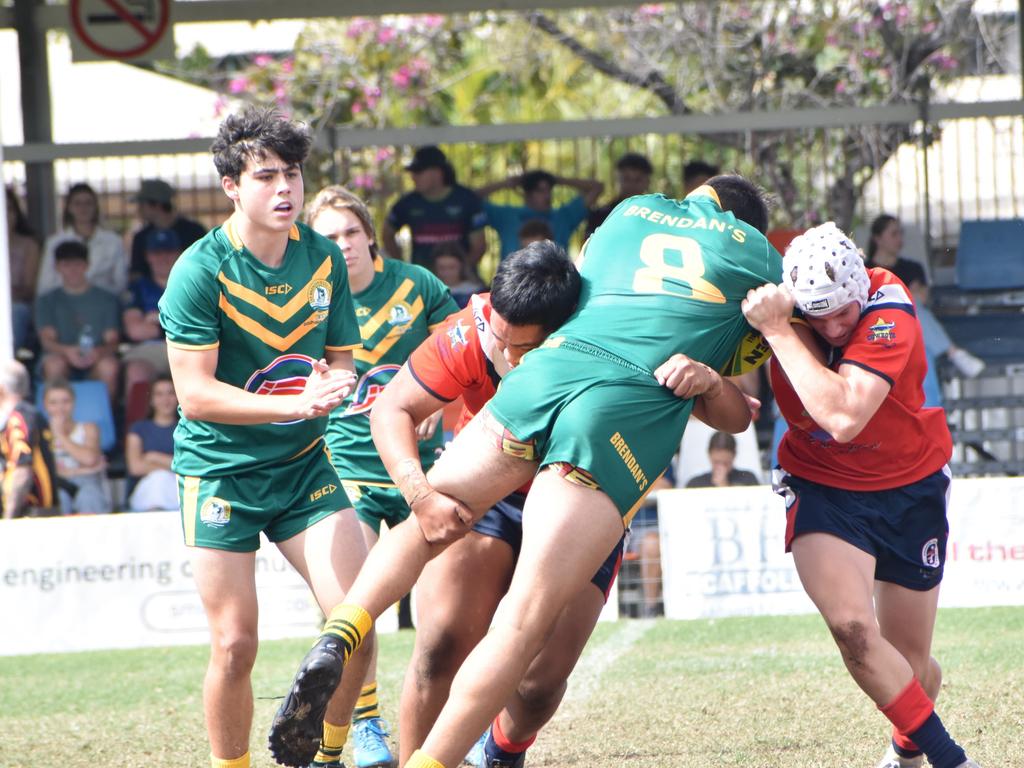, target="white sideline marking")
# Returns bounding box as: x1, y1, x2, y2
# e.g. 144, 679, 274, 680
558, 619, 655, 716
